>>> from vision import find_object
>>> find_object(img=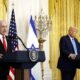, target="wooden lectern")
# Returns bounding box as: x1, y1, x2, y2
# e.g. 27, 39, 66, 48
1, 50, 45, 80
